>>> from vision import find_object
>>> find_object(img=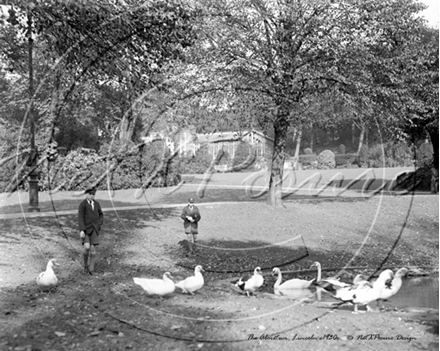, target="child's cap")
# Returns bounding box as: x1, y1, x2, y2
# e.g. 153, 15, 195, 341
85, 187, 97, 195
